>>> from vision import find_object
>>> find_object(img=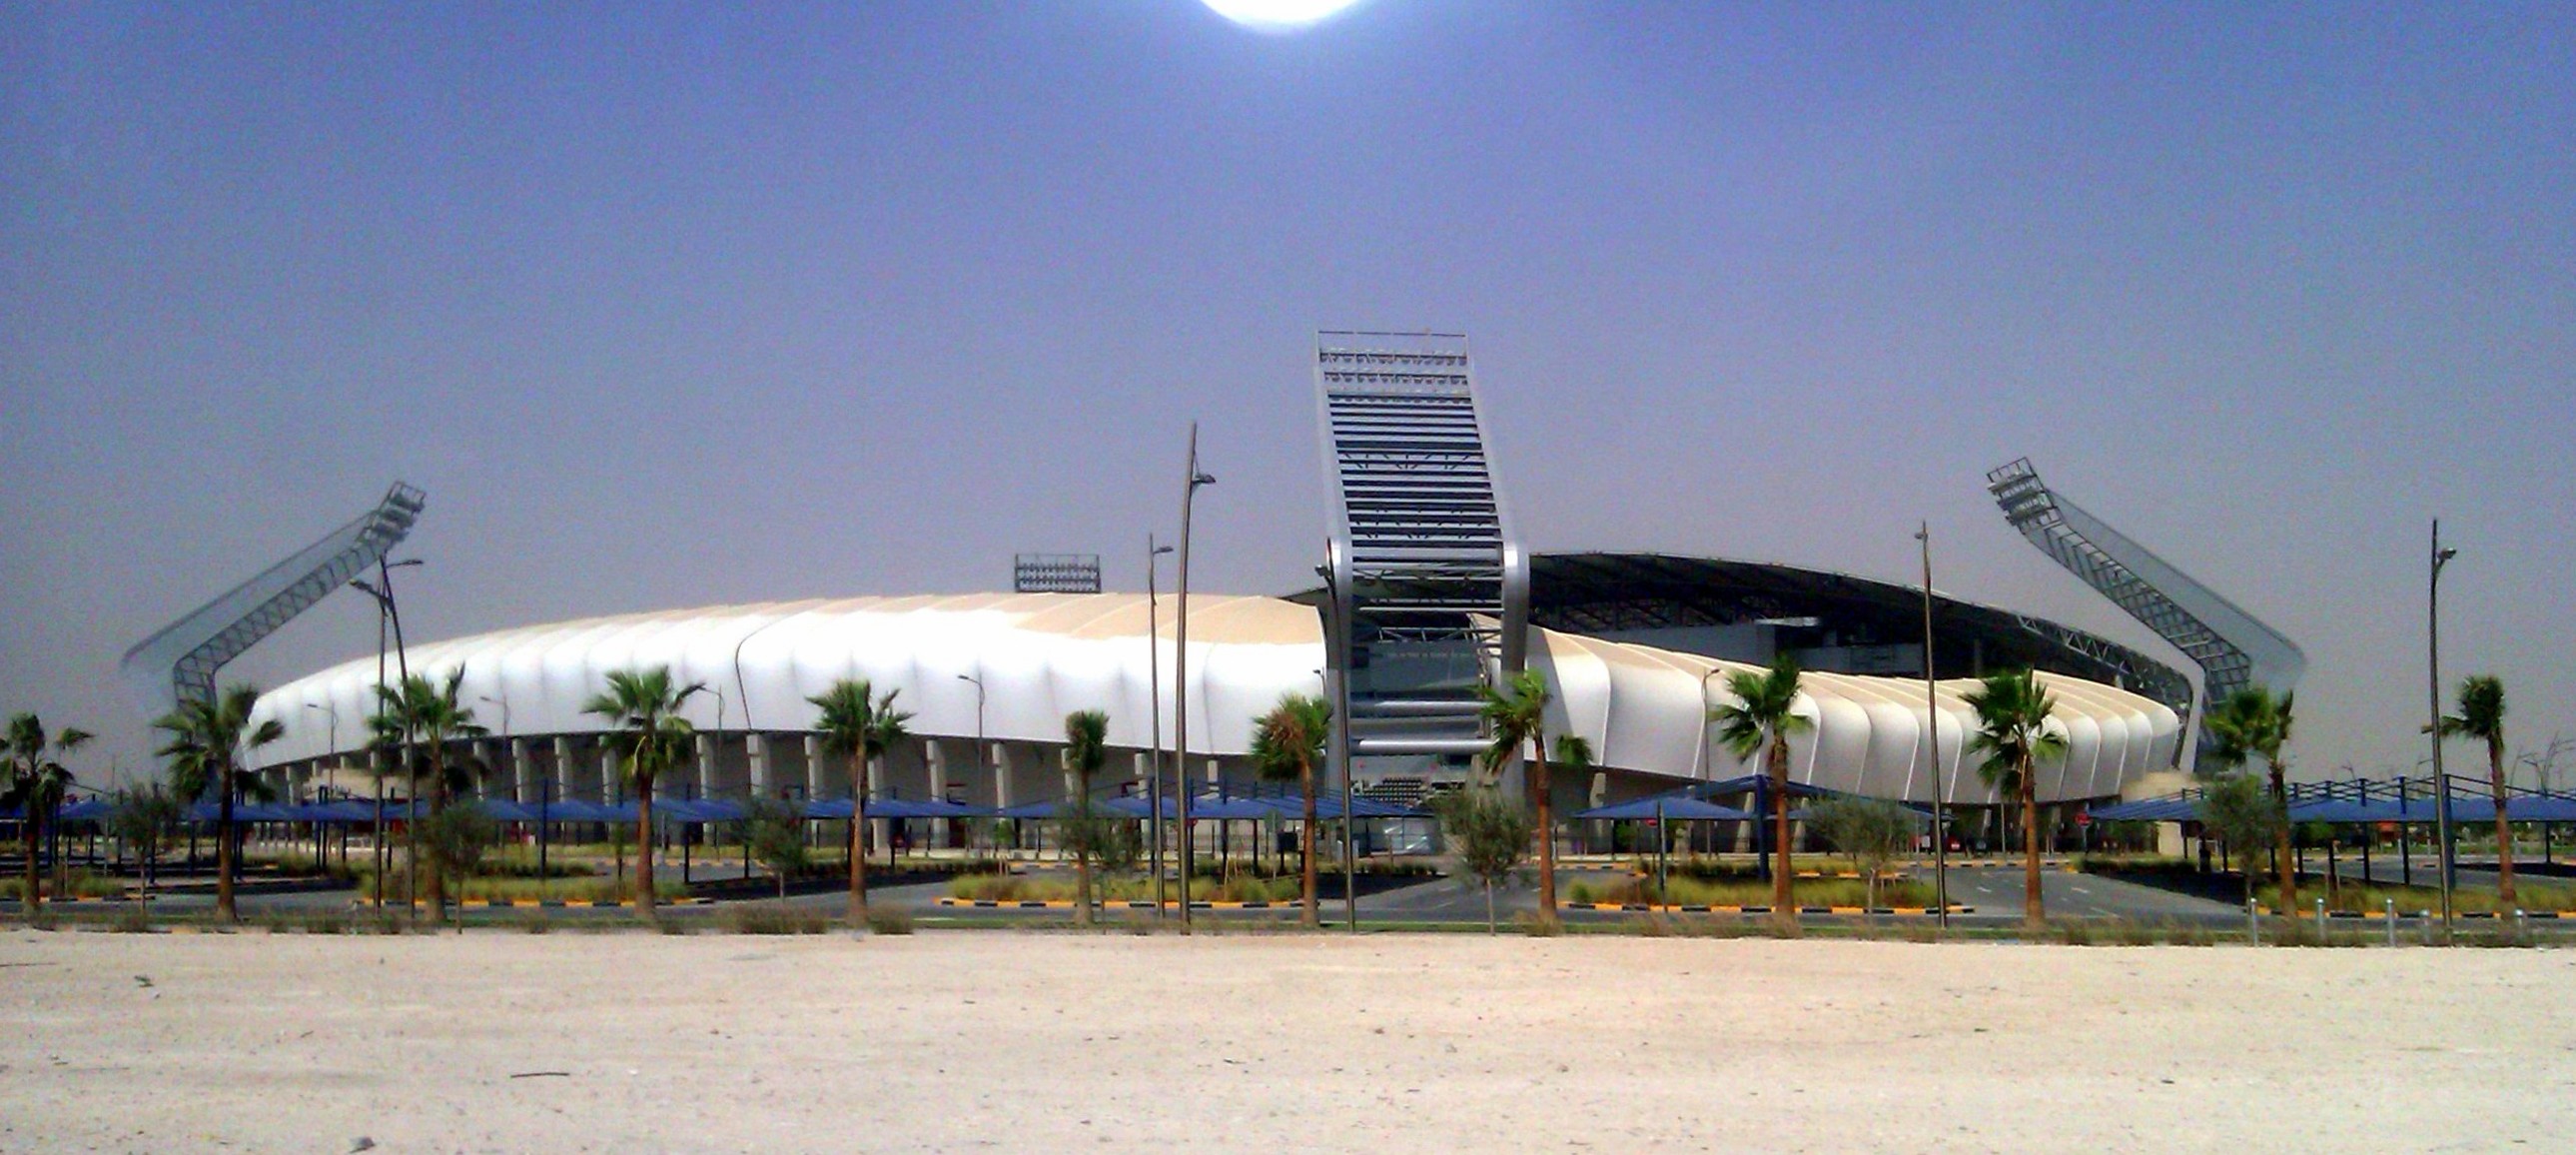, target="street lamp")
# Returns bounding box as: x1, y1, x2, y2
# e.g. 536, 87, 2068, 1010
350, 556, 421, 912
954, 672, 986, 789
1174, 424, 1216, 930
2429, 520, 2459, 939
1146, 537, 1175, 917
1917, 521, 1950, 930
